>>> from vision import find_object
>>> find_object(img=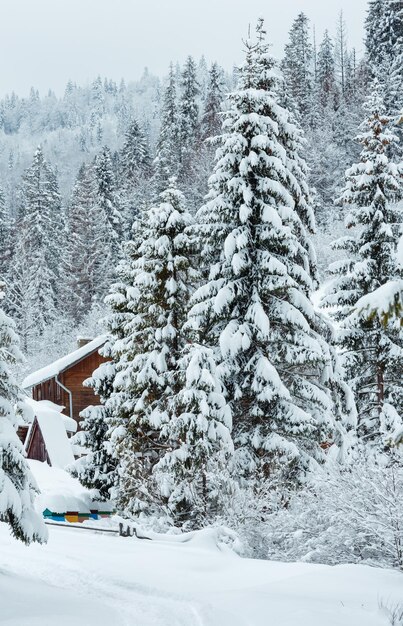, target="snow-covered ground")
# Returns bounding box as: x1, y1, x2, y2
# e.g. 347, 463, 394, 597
0, 520, 401, 626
